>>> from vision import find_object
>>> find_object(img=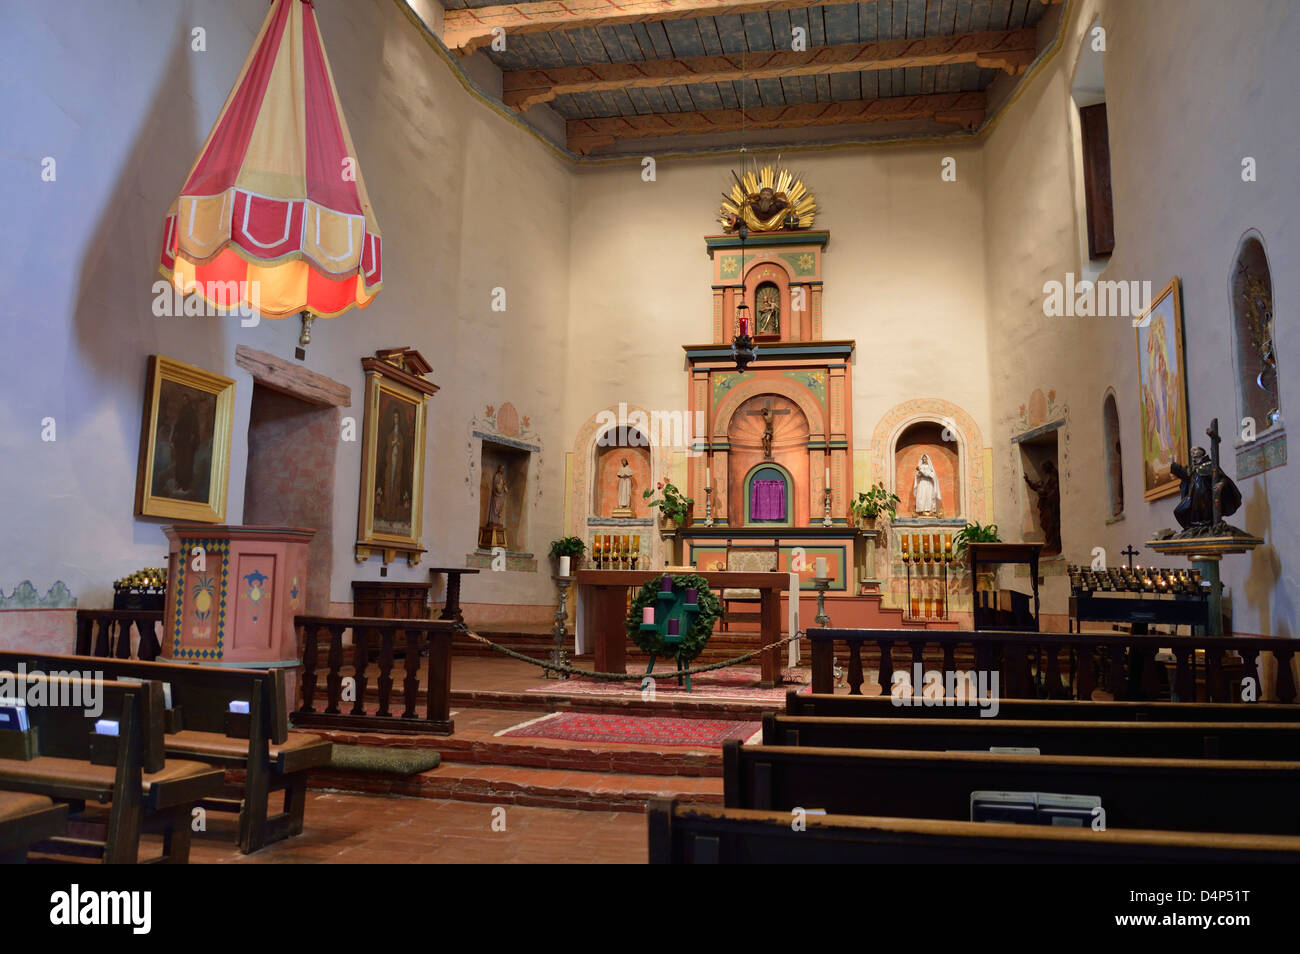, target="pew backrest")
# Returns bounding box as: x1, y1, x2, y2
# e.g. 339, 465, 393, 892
0, 651, 285, 744
723, 740, 1300, 834
762, 712, 1300, 760
786, 690, 1300, 722
648, 799, 1300, 864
